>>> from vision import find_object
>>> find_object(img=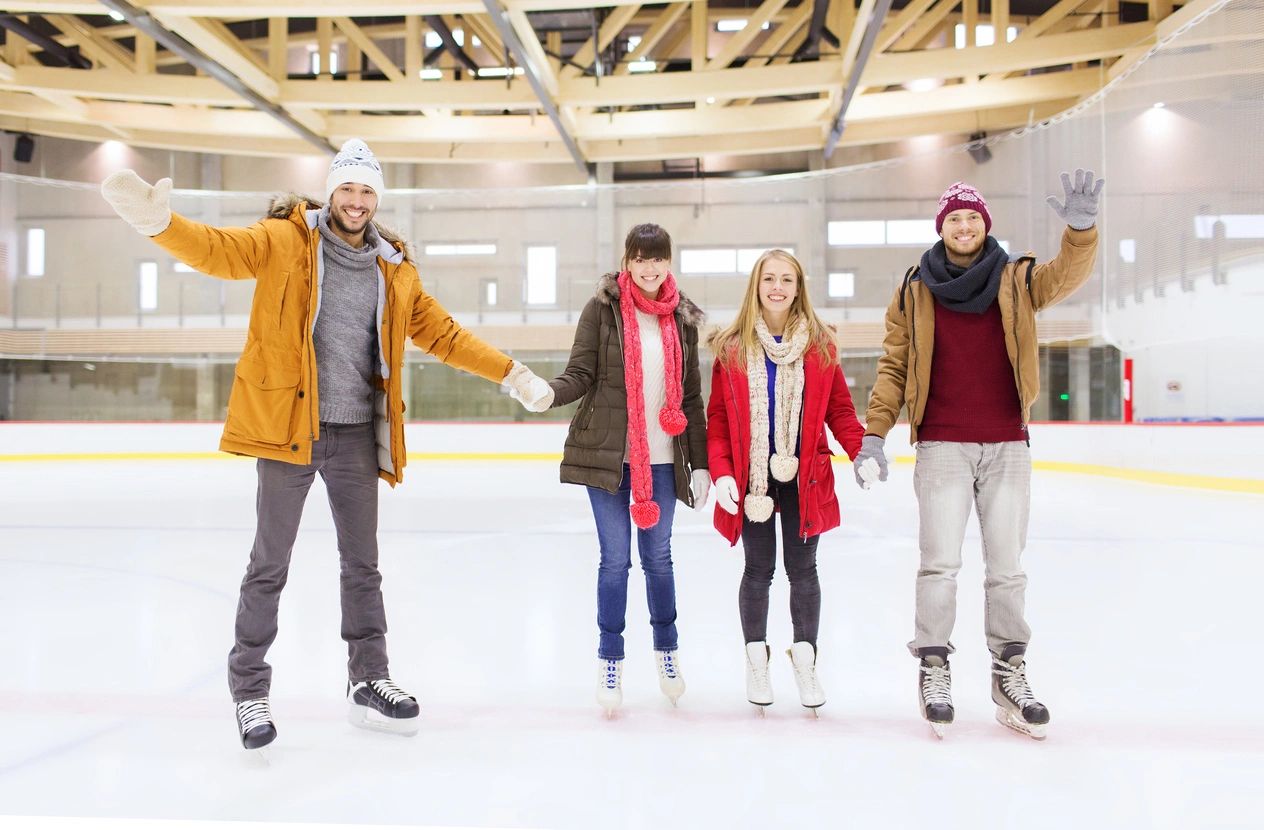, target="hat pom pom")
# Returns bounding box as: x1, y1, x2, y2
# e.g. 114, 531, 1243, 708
659, 407, 687, 436
743, 494, 774, 523
769, 453, 799, 482
630, 500, 661, 529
